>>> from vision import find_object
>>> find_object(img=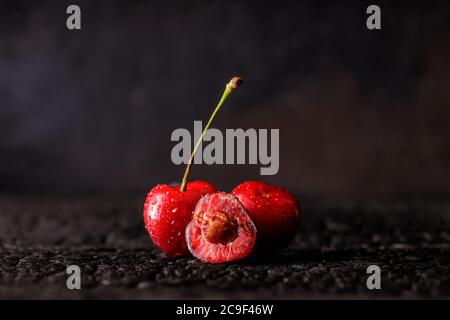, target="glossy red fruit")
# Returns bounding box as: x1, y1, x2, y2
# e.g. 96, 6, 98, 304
231, 181, 300, 253
143, 180, 217, 257
186, 192, 256, 263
